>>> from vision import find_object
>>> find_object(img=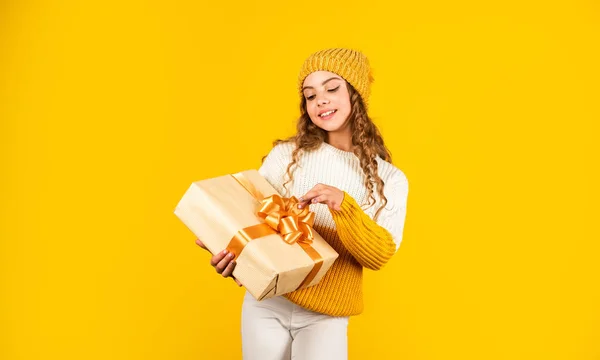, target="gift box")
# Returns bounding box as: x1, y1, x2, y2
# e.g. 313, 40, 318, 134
174, 169, 338, 300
